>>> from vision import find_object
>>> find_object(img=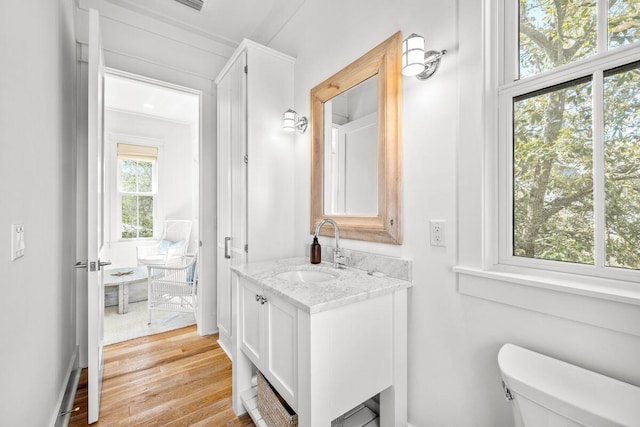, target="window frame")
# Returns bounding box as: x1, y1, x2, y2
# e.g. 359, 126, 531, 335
116, 155, 158, 241
496, 0, 640, 283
